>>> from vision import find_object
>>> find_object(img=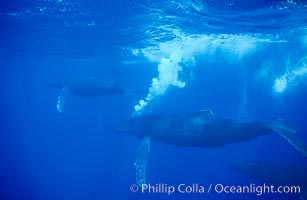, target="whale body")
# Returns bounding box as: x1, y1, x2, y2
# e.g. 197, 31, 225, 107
230, 160, 307, 199
230, 160, 307, 186
48, 76, 125, 112
116, 110, 307, 186
48, 76, 124, 98
115, 110, 306, 153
